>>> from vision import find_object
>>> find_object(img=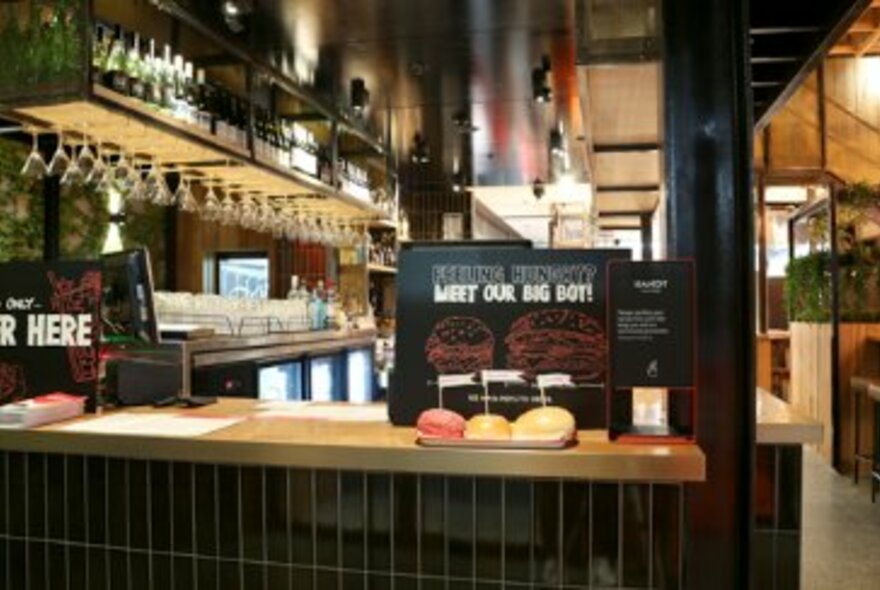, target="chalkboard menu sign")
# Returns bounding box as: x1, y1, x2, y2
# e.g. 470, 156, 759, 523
390, 247, 629, 426
608, 260, 695, 388
0, 261, 102, 405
